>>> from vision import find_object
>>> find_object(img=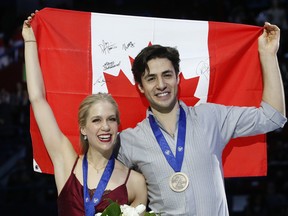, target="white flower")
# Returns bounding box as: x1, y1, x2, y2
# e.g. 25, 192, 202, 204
94, 202, 158, 216
120, 204, 146, 216
134, 204, 146, 214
